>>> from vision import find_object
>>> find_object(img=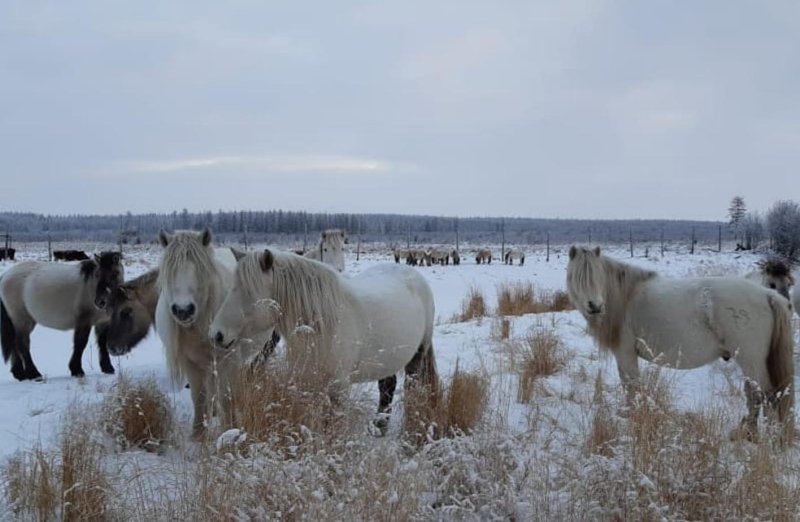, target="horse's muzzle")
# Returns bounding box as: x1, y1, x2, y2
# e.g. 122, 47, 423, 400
211, 331, 236, 350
